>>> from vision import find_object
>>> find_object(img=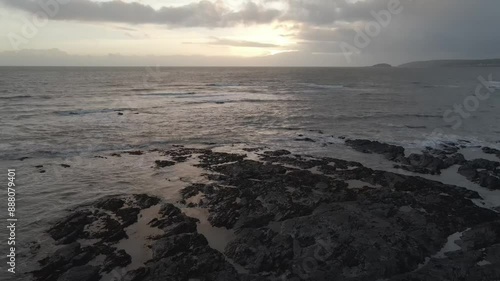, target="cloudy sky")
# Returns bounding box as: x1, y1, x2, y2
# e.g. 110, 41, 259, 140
0, 0, 499, 66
